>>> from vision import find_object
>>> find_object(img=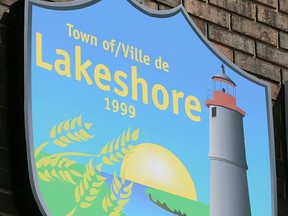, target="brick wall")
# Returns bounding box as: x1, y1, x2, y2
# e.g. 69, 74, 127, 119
0, 0, 287, 215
